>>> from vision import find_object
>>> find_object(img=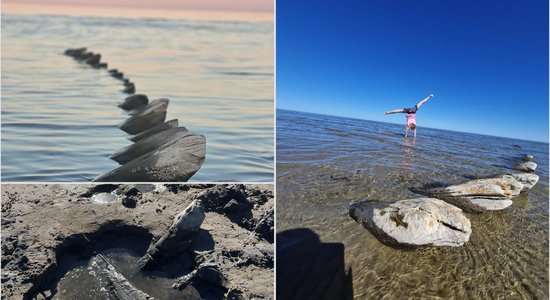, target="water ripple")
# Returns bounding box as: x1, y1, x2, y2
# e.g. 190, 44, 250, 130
277, 109, 549, 298
1, 13, 273, 182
